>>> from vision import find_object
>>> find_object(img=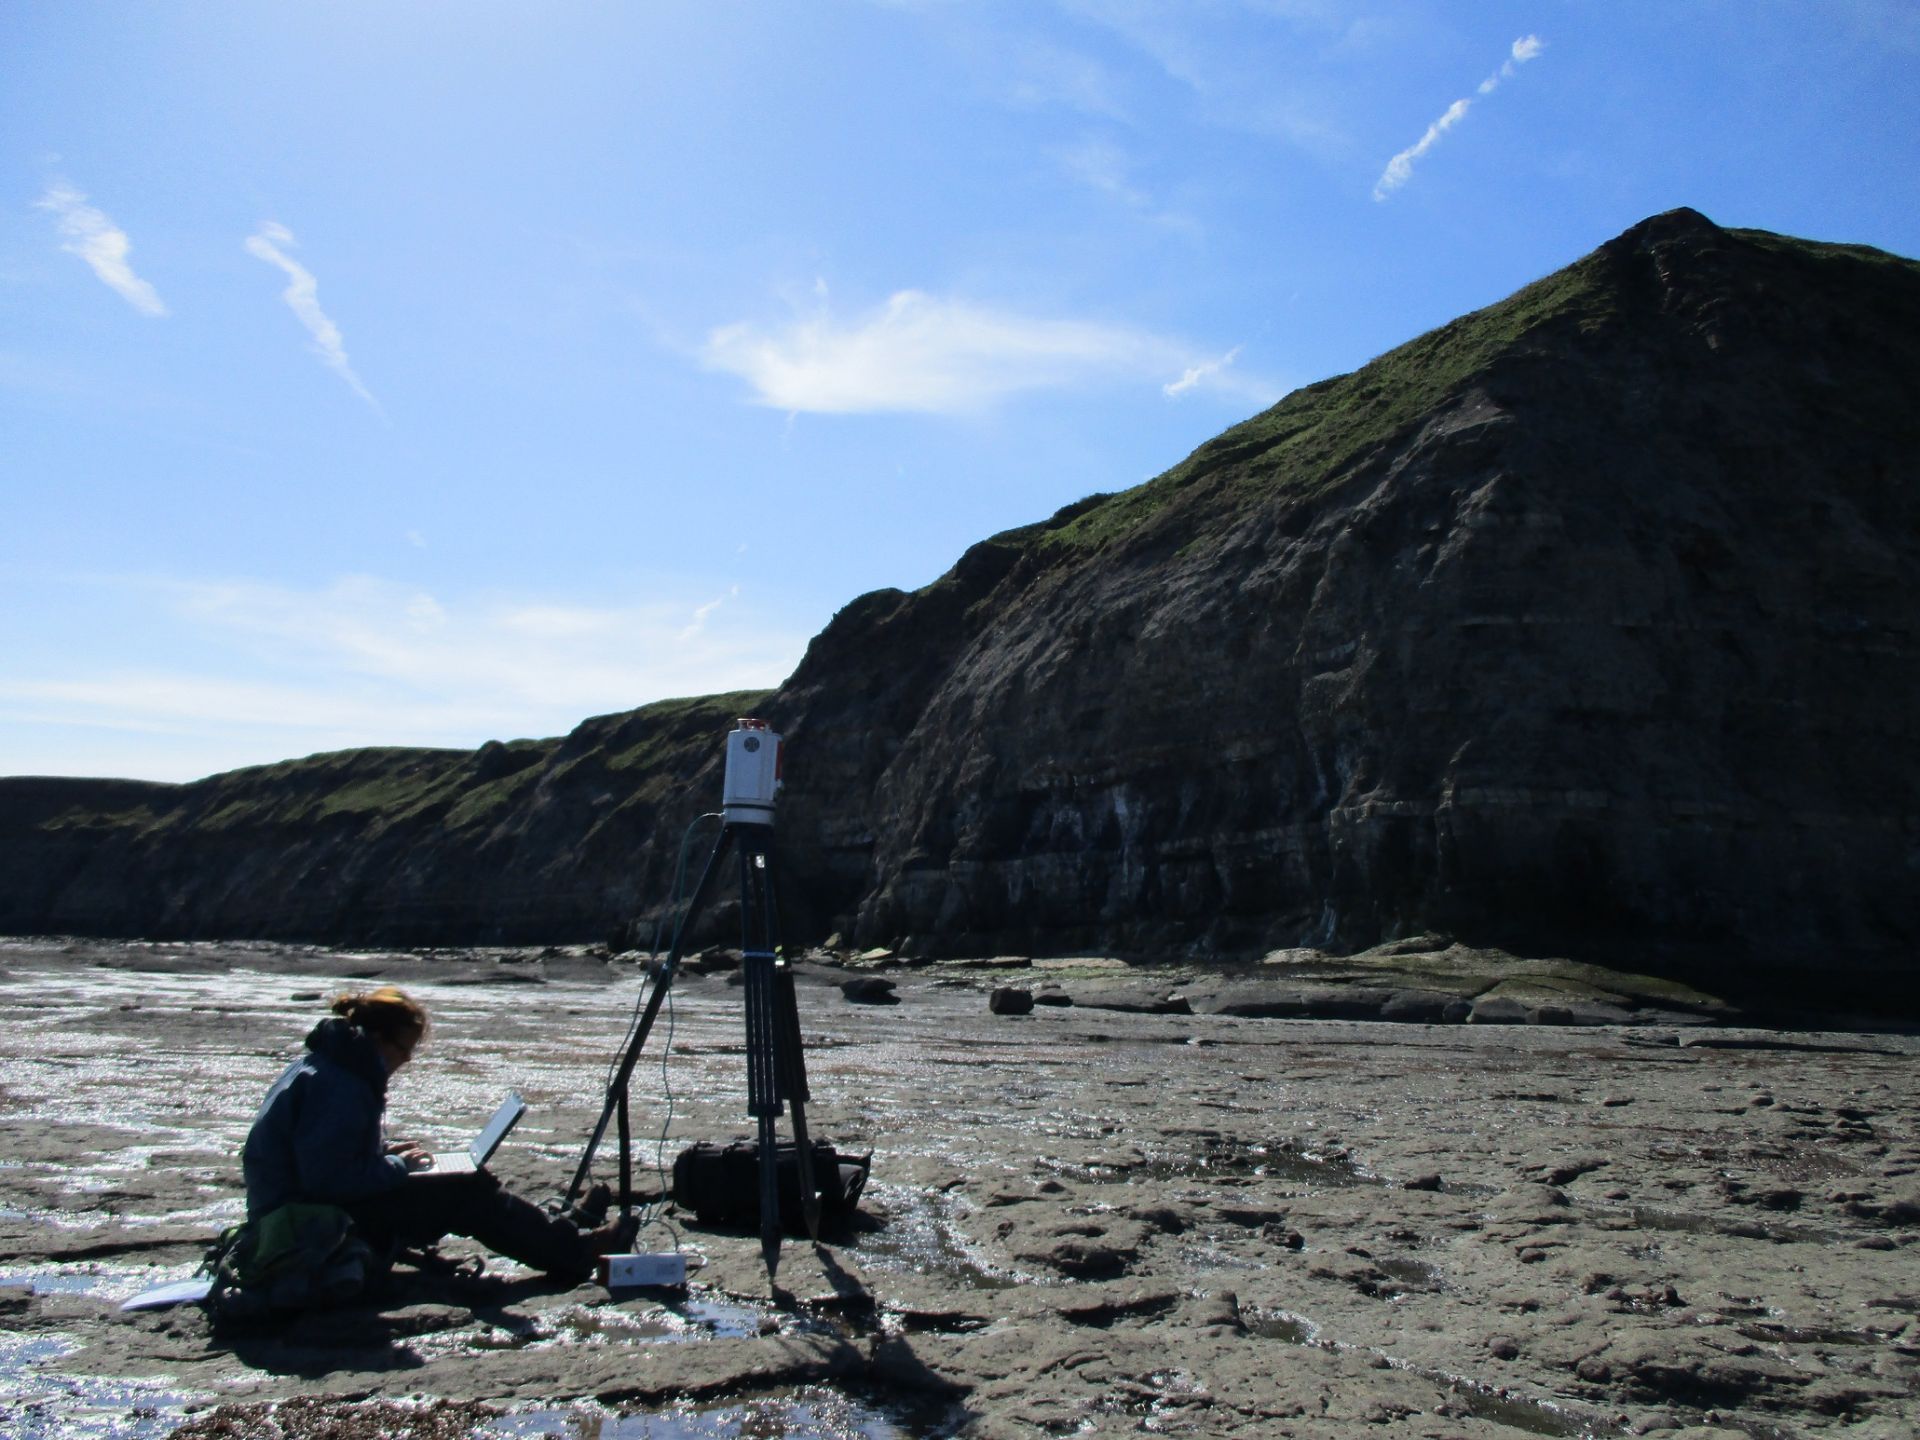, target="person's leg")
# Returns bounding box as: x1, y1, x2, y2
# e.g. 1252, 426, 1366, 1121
347, 1175, 591, 1278
467, 1182, 595, 1278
